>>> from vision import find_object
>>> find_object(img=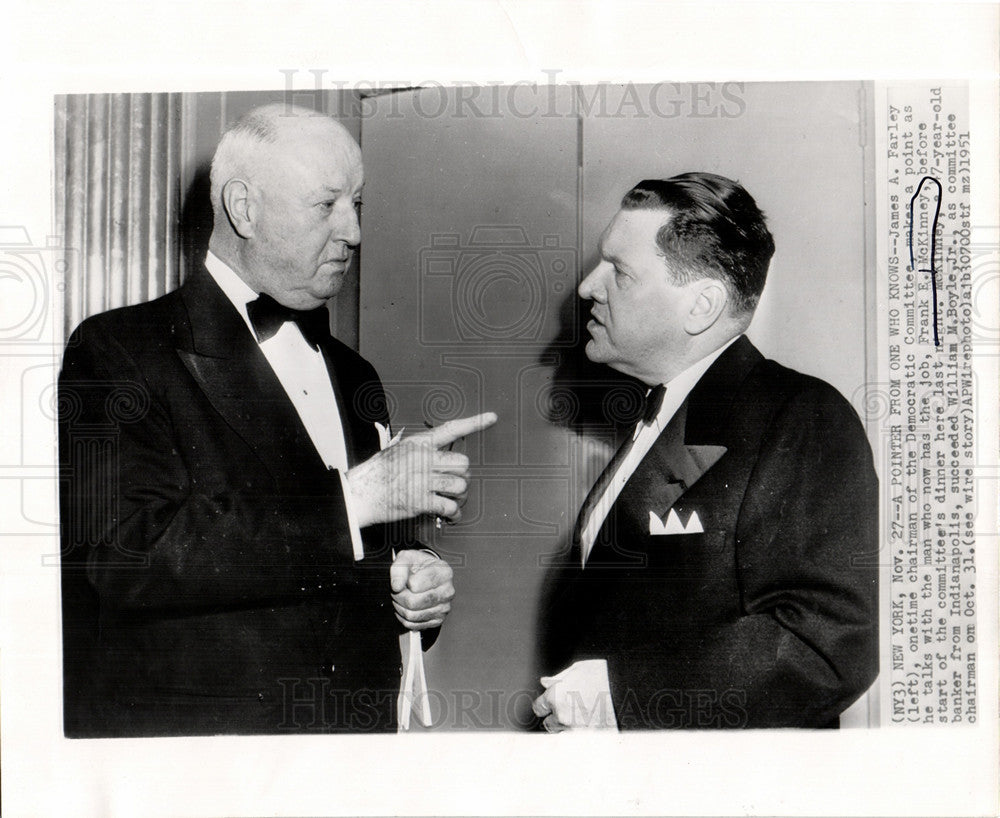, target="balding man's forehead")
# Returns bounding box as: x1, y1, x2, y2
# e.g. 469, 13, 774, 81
252, 132, 363, 201
272, 116, 359, 151
261, 125, 362, 176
